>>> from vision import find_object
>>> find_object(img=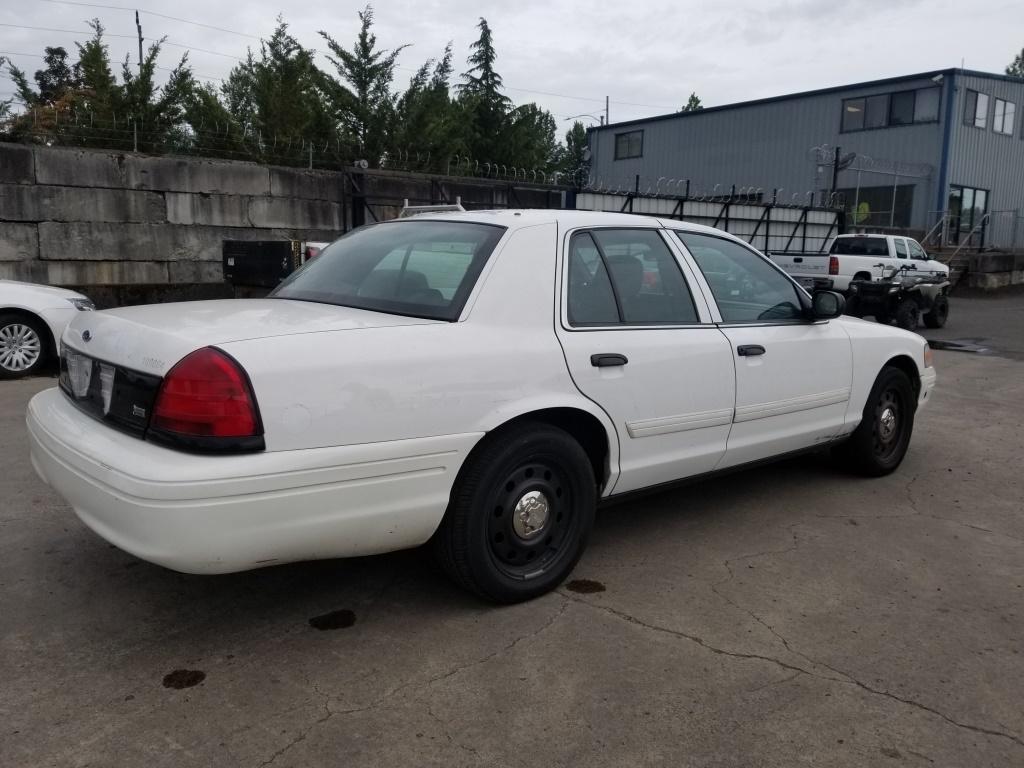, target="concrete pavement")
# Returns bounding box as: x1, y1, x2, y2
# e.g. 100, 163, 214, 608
1, 318, 1022, 766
